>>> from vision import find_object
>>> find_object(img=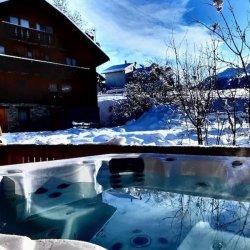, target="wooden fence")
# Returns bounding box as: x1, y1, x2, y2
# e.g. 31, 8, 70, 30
0, 144, 249, 166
